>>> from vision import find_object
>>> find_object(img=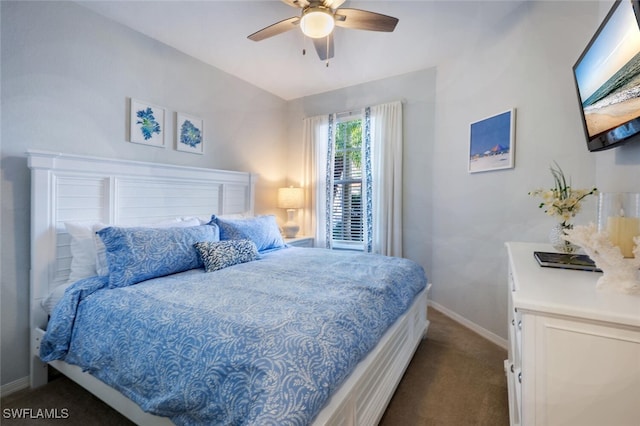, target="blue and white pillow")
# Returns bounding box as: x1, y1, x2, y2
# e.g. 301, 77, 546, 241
211, 215, 285, 252
194, 240, 259, 272
97, 224, 219, 288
